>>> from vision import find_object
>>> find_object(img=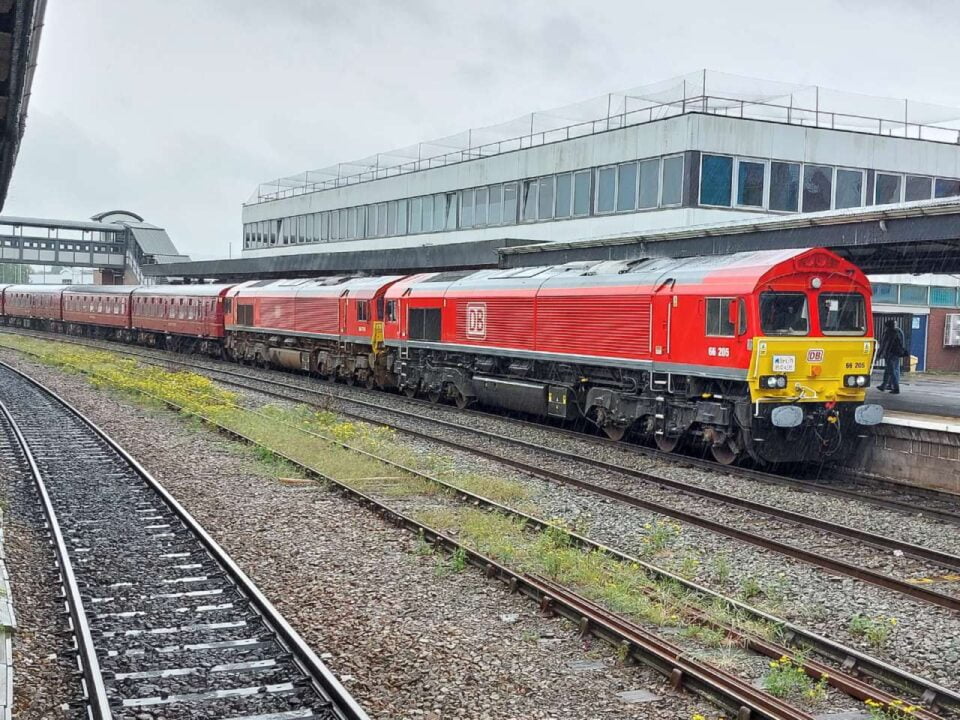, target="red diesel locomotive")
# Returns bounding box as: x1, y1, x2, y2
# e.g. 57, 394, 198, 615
0, 247, 882, 464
